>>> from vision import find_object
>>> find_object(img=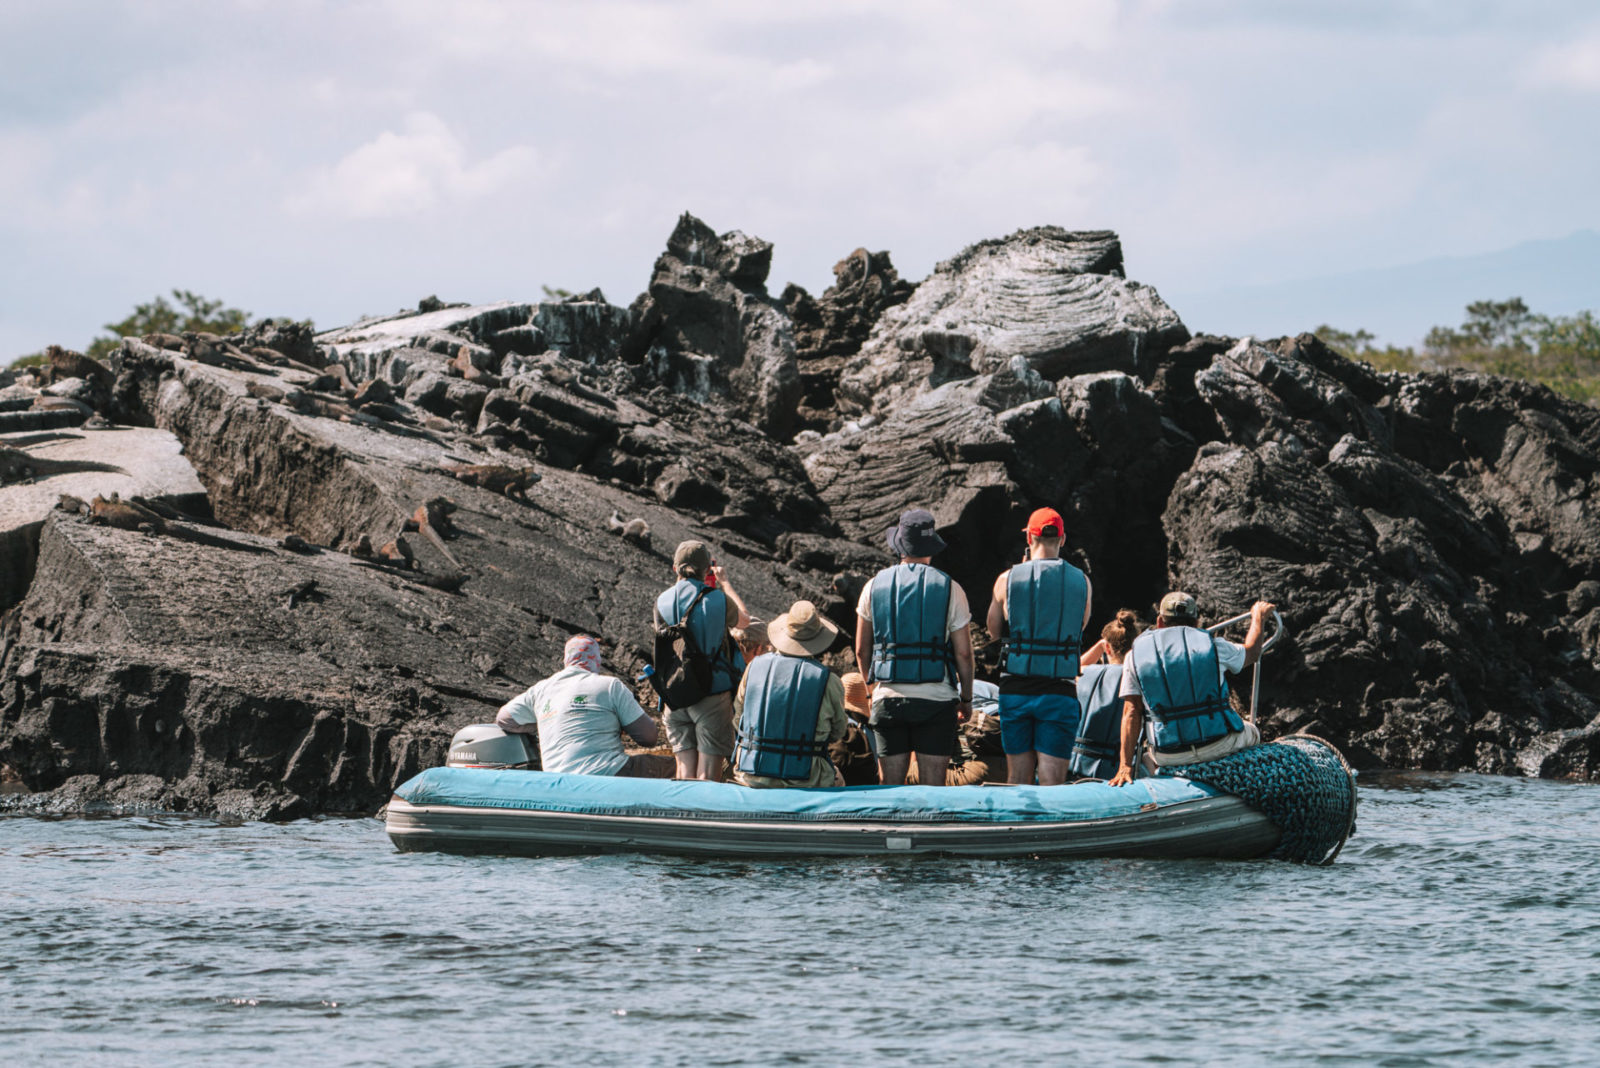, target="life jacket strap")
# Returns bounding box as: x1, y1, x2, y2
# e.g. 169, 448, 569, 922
735, 731, 830, 759
1072, 738, 1118, 759
877, 640, 953, 661
1150, 698, 1233, 722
